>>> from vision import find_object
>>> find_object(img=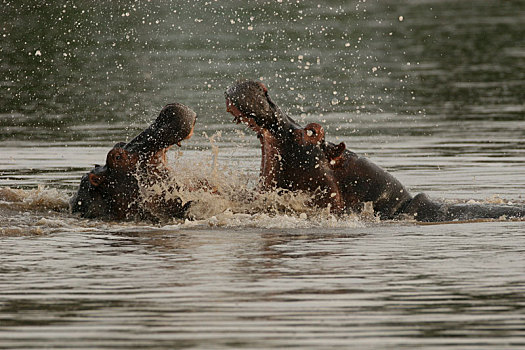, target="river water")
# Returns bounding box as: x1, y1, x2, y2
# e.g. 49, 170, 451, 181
1, 0, 524, 349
